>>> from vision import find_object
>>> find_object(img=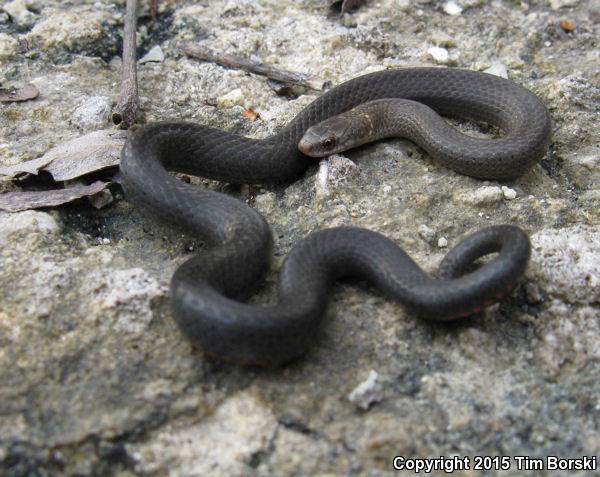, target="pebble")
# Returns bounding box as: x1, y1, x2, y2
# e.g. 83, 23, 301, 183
437, 237, 448, 248
217, 88, 244, 108
254, 191, 276, 214
89, 188, 113, 209
139, 45, 165, 64
3, 0, 37, 28
501, 186, 517, 200
460, 186, 504, 205
443, 1, 463, 15
418, 224, 436, 243
70, 96, 112, 130
348, 370, 383, 410
427, 46, 449, 64
316, 155, 358, 197
559, 19, 576, 33
430, 31, 456, 48
484, 62, 509, 79
549, 0, 580, 9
